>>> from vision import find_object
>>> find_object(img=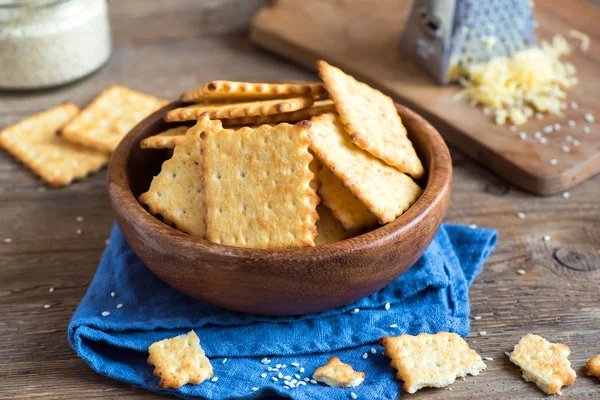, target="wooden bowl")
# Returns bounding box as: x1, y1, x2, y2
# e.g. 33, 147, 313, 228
107, 101, 452, 316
